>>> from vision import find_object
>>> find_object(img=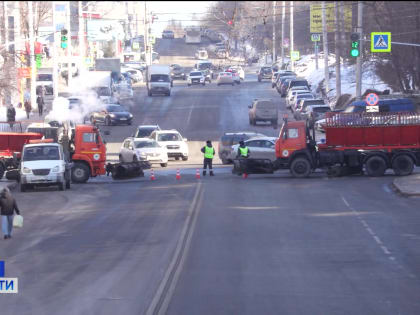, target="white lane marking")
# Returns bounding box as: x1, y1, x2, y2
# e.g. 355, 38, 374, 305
186, 102, 194, 126
341, 195, 391, 257
373, 235, 383, 245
